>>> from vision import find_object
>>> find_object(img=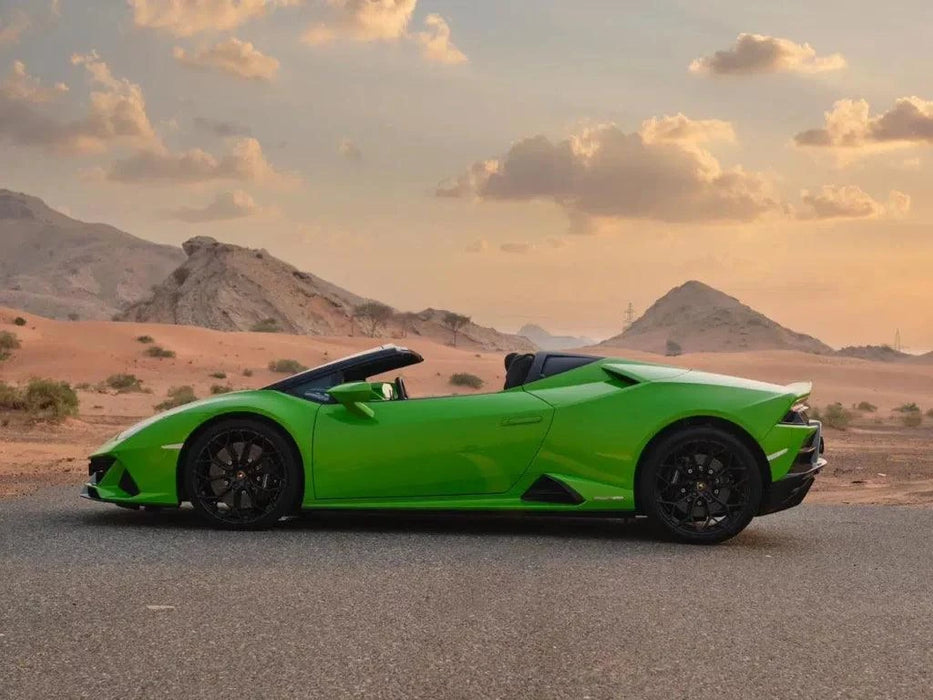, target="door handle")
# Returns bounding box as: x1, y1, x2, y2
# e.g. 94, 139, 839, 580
501, 415, 543, 426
